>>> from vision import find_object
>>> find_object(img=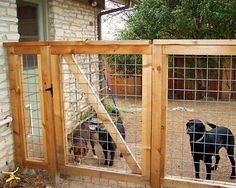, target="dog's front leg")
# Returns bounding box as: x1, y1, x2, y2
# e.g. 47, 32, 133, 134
109, 151, 115, 166
205, 157, 212, 180
194, 160, 200, 179
211, 155, 220, 171
90, 140, 98, 159
103, 149, 108, 165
